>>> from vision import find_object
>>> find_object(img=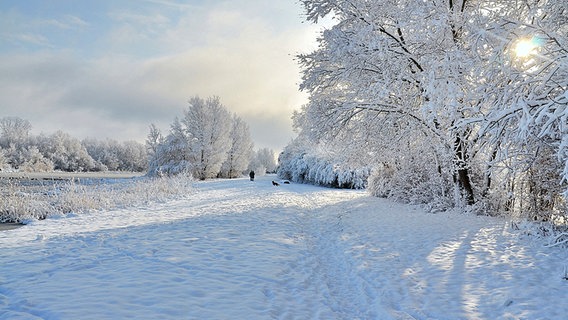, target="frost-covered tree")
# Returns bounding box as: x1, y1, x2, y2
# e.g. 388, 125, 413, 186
0, 117, 33, 169
20, 146, 53, 172
82, 138, 147, 172
249, 148, 277, 176
0, 117, 31, 149
0, 117, 148, 173
41, 131, 95, 172
219, 115, 253, 178
462, 0, 568, 218
148, 96, 240, 179
118, 141, 147, 172
182, 96, 232, 180
255, 148, 277, 174
82, 138, 112, 171
145, 123, 163, 159
294, 0, 567, 216
297, 0, 479, 203
148, 117, 192, 175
